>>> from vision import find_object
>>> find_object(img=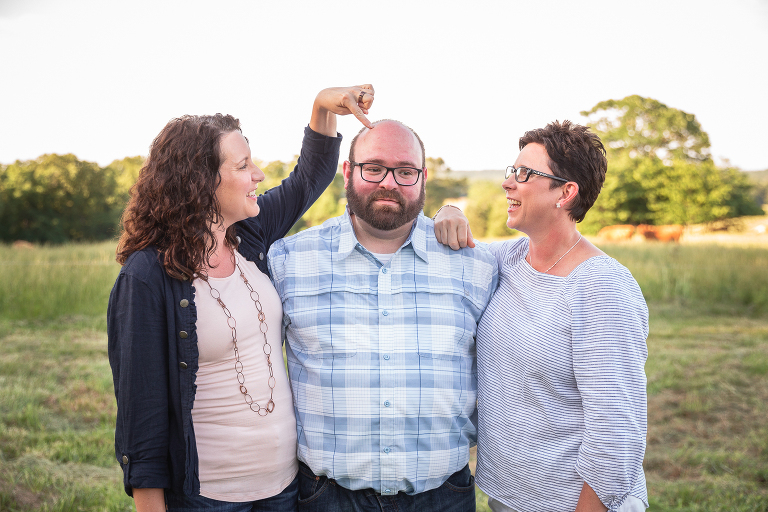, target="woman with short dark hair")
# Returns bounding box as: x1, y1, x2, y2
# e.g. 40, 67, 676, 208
436, 121, 649, 512
108, 85, 374, 512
